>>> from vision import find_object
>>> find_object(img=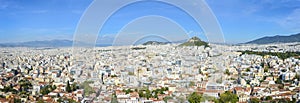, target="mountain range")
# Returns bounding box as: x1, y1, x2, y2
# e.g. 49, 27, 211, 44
1, 33, 300, 47
245, 33, 300, 44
